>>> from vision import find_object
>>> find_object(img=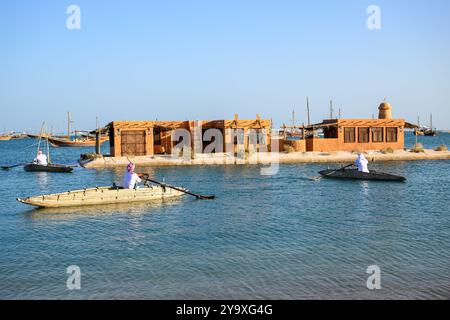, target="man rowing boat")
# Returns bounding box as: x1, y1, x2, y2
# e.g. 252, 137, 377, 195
355, 153, 369, 173
33, 150, 48, 166
123, 162, 142, 189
